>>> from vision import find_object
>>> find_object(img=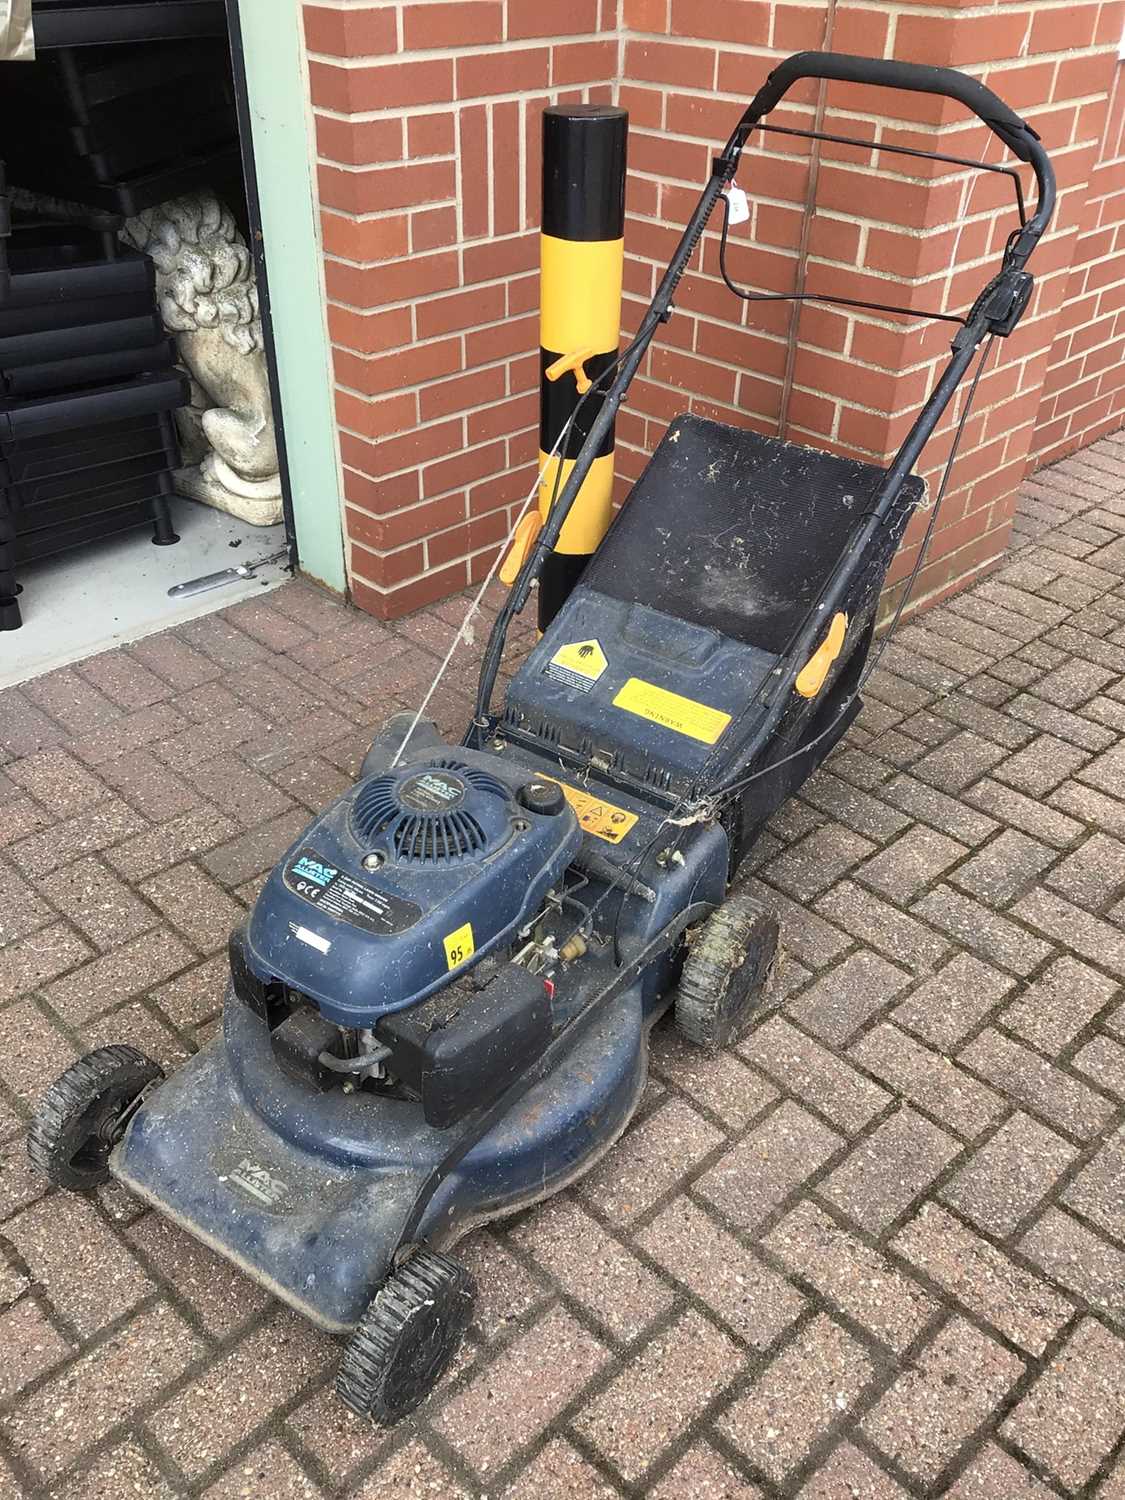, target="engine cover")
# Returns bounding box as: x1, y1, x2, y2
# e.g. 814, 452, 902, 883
242, 747, 581, 1027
